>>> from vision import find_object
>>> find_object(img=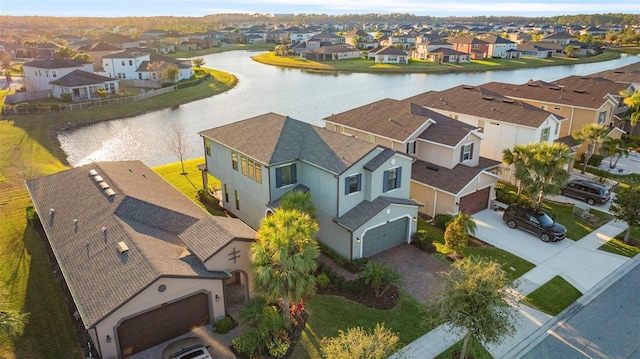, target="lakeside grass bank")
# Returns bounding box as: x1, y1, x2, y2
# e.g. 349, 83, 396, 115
251, 49, 629, 74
